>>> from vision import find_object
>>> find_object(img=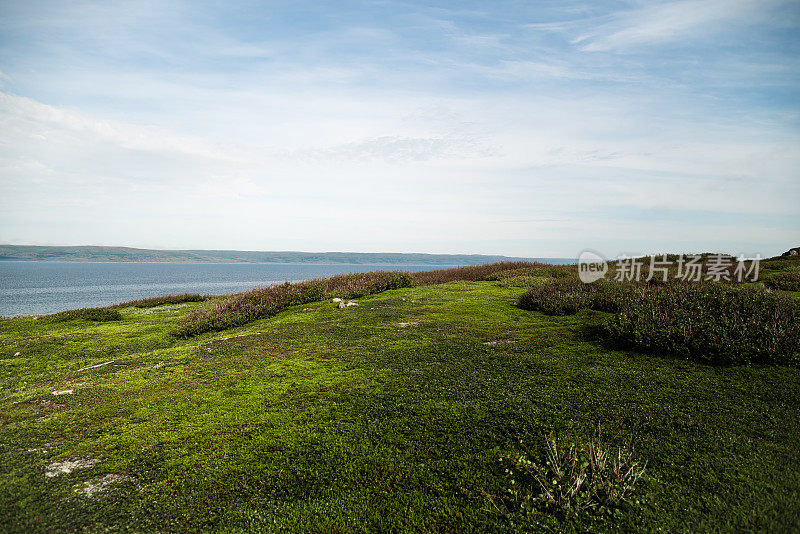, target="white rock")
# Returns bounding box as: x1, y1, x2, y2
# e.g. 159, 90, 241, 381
338, 301, 346, 309
14, 352, 21, 357
52, 389, 74, 396
346, 301, 358, 307
45, 457, 98, 477
332, 298, 343, 303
